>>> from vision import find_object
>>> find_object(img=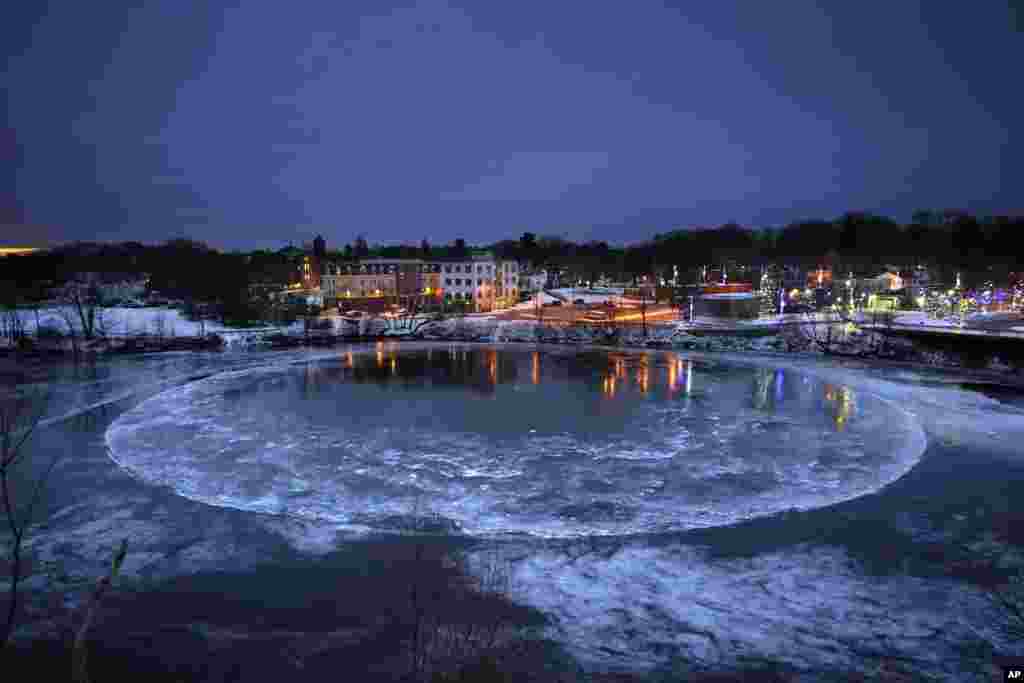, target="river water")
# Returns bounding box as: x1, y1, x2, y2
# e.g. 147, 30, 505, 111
10, 342, 1024, 680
